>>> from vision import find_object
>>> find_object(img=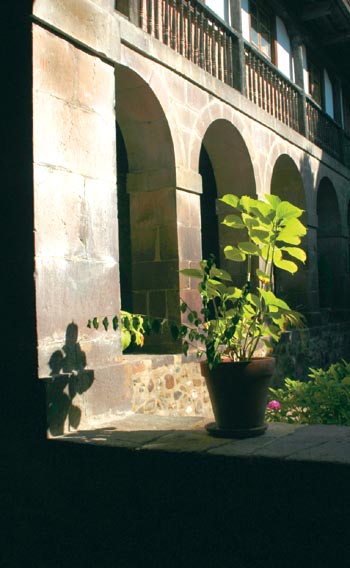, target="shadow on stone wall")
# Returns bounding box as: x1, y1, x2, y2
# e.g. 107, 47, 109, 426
45, 322, 94, 436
